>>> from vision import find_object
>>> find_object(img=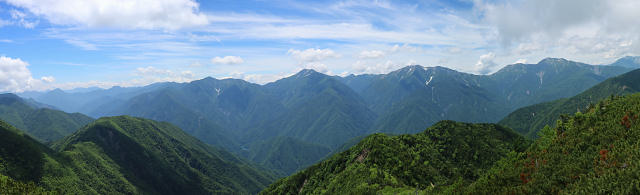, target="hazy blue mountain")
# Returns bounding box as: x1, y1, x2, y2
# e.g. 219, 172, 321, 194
339, 58, 632, 134
499, 68, 640, 138
97, 77, 287, 151
609, 56, 640, 68
97, 87, 240, 151
364, 66, 506, 134
486, 58, 630, 110
333, 73, 378, 94
19, 82, 173, 117
0, 93, 94, 142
